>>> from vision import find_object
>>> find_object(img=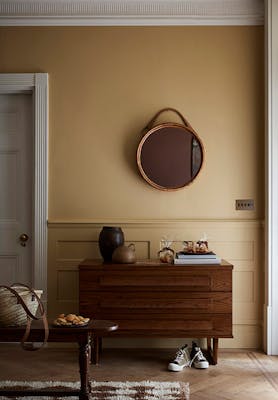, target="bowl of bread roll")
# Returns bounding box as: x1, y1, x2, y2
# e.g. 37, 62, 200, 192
53, 313, 90, 327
